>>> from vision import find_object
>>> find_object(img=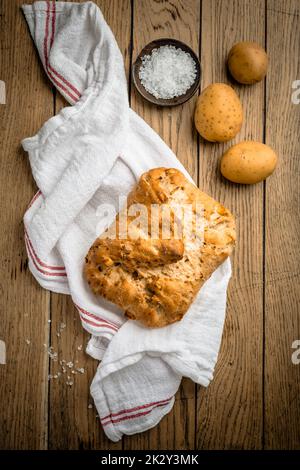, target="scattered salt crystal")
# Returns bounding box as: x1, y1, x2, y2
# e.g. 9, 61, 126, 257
47, 347, 58, 361
47, 319, 51, 323
66, 361, 73, 368
25, 339, 31, 345
76, 367, 85, 374
88, 404, 93, 409
139, 45, 197, 99
77, 345, 82, 351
